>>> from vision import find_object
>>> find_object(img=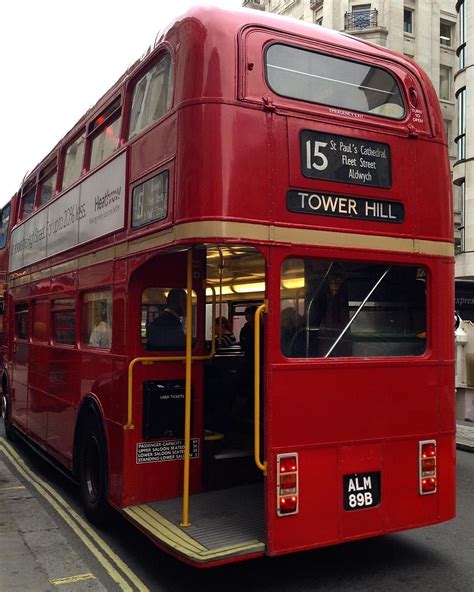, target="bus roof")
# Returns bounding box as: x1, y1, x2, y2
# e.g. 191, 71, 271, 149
17, 4, 437, 193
